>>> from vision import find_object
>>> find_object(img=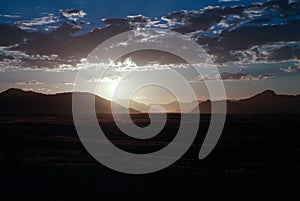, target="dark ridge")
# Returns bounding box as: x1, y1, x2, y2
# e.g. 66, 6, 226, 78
1, 88, 300, 114
194, 90, 300, 114
0, 88, 138, 115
